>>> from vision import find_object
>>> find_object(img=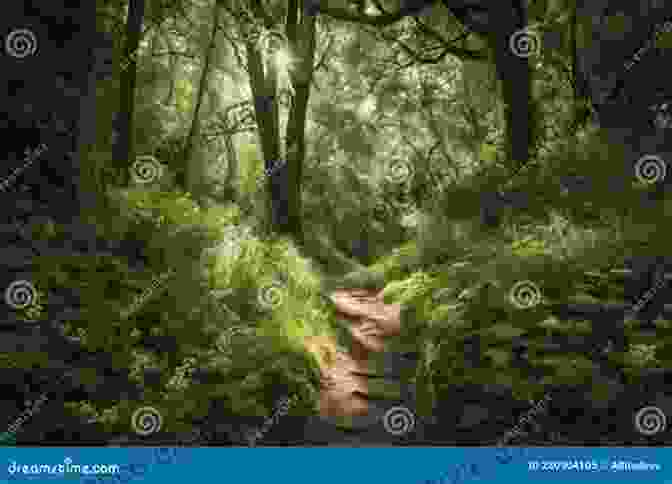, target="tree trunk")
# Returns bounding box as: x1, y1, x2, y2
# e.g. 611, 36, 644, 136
184, 0, 222, 201
245, 39, 282, 234
283, 0, 316, 243
112, 0, 145, 185
222, 126, 239, 201
487, 0, 531, 170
